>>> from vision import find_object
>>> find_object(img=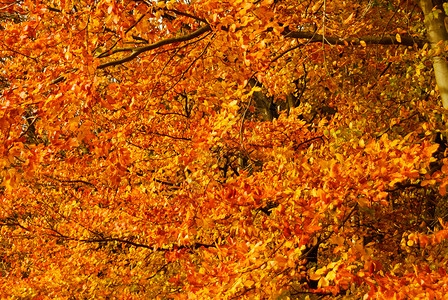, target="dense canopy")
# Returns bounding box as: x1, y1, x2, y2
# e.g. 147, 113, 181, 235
2, 0, 448, 299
